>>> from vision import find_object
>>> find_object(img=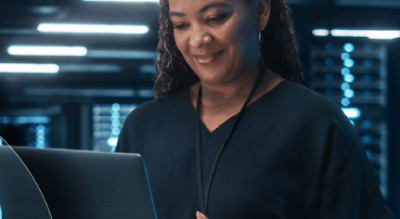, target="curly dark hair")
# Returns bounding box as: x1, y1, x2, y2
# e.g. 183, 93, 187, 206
154, 0, 304, 98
